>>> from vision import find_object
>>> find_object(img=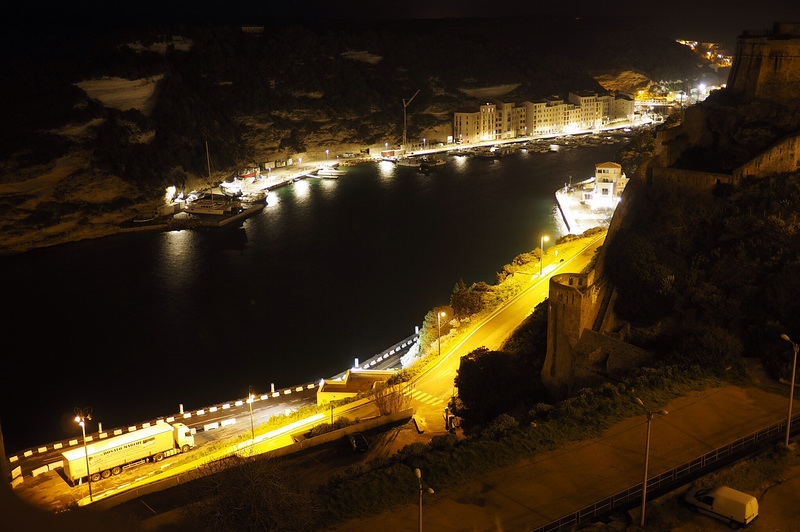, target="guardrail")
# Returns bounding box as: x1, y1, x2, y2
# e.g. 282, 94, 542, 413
531, 411, 800, 532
